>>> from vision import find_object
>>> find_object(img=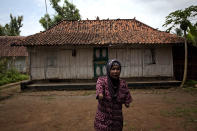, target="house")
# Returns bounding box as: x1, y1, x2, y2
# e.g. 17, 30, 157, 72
12, 19, 184, 81
0, 36, 28, 73
173, 44, 197, 80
